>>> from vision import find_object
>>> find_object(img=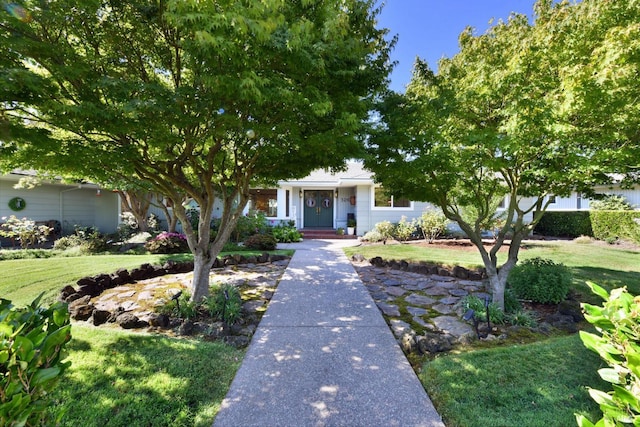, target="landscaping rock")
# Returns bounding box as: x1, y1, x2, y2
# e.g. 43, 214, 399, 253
116, 312, 147, 329
416, 333, 453, 354
68, 296, 94, 321
92, 309, 112, 326
376, 302, 401, 317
